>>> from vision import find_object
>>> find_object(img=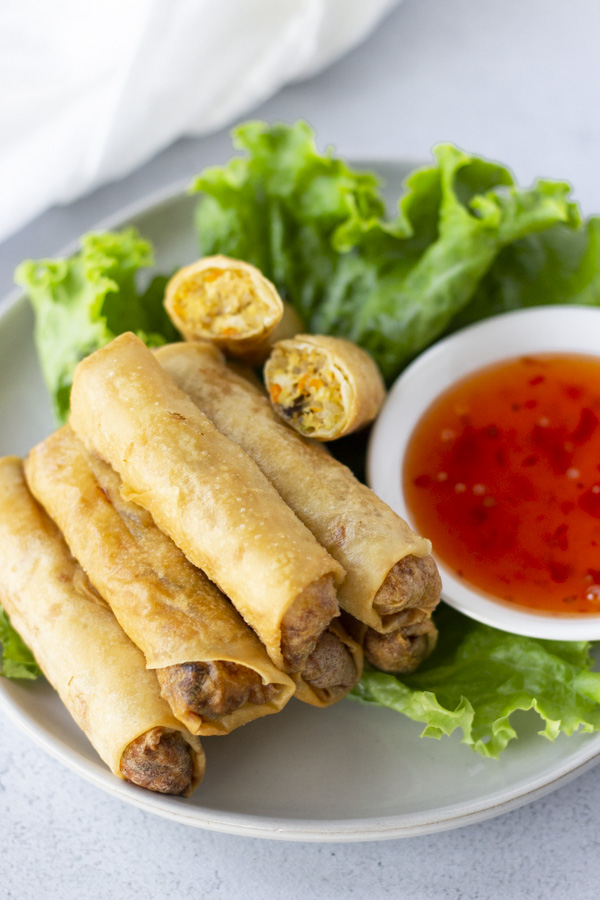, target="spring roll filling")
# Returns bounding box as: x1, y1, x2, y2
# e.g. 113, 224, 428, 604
156, 661, 277, 722
280, 573, 339, 672
267, 344, 346, 435
170, 267, 274, 338
373, 555, 442, 623
302, 630, 357, 692
363, 617, 438, 675
120, 727, 194, 795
